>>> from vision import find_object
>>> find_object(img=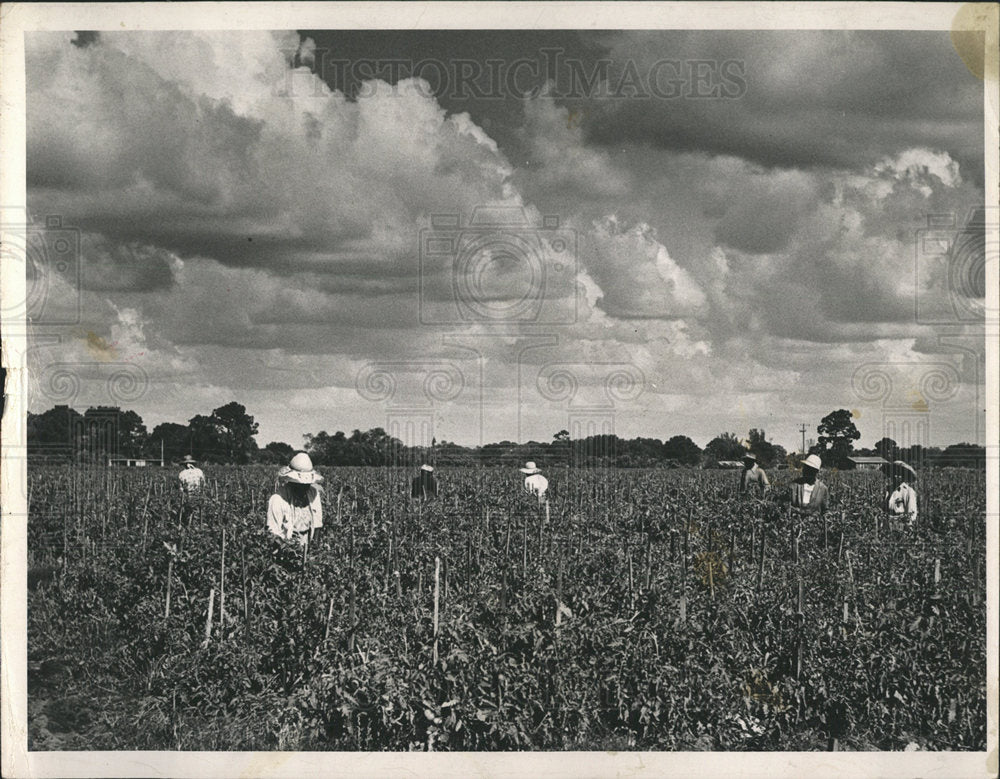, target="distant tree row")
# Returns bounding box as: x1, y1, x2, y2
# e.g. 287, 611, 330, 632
25, 402, 985, 469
